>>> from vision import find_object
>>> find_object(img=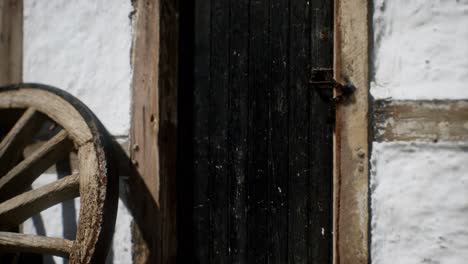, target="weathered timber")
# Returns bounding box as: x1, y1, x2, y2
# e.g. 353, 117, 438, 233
333, 0, 370, 263
0, 232, 72, 258
0, 174, 79, 227
0, 88, 94, 145
129, 0, 178, 263
0, 0, 22, 85
0, 130, 73, 202
0, 108, 47, 177
0, 84, 118, 263
0, 1, 23, 262
374, 100, 468, 142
